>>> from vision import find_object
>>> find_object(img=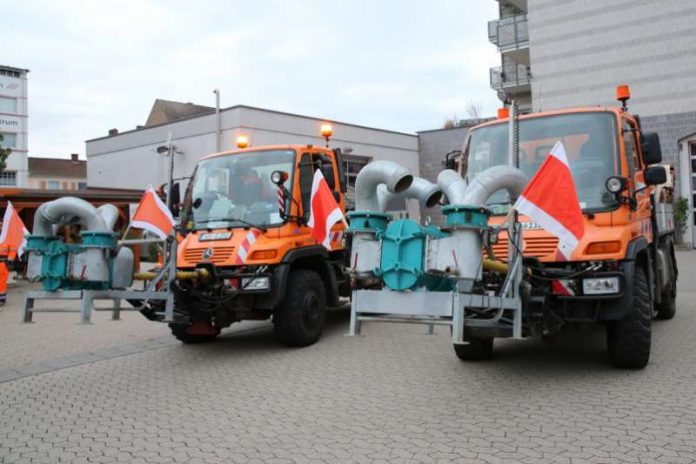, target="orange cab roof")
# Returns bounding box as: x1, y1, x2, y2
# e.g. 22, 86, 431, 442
472, 106, 625, 131
200, 144, 327, 161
